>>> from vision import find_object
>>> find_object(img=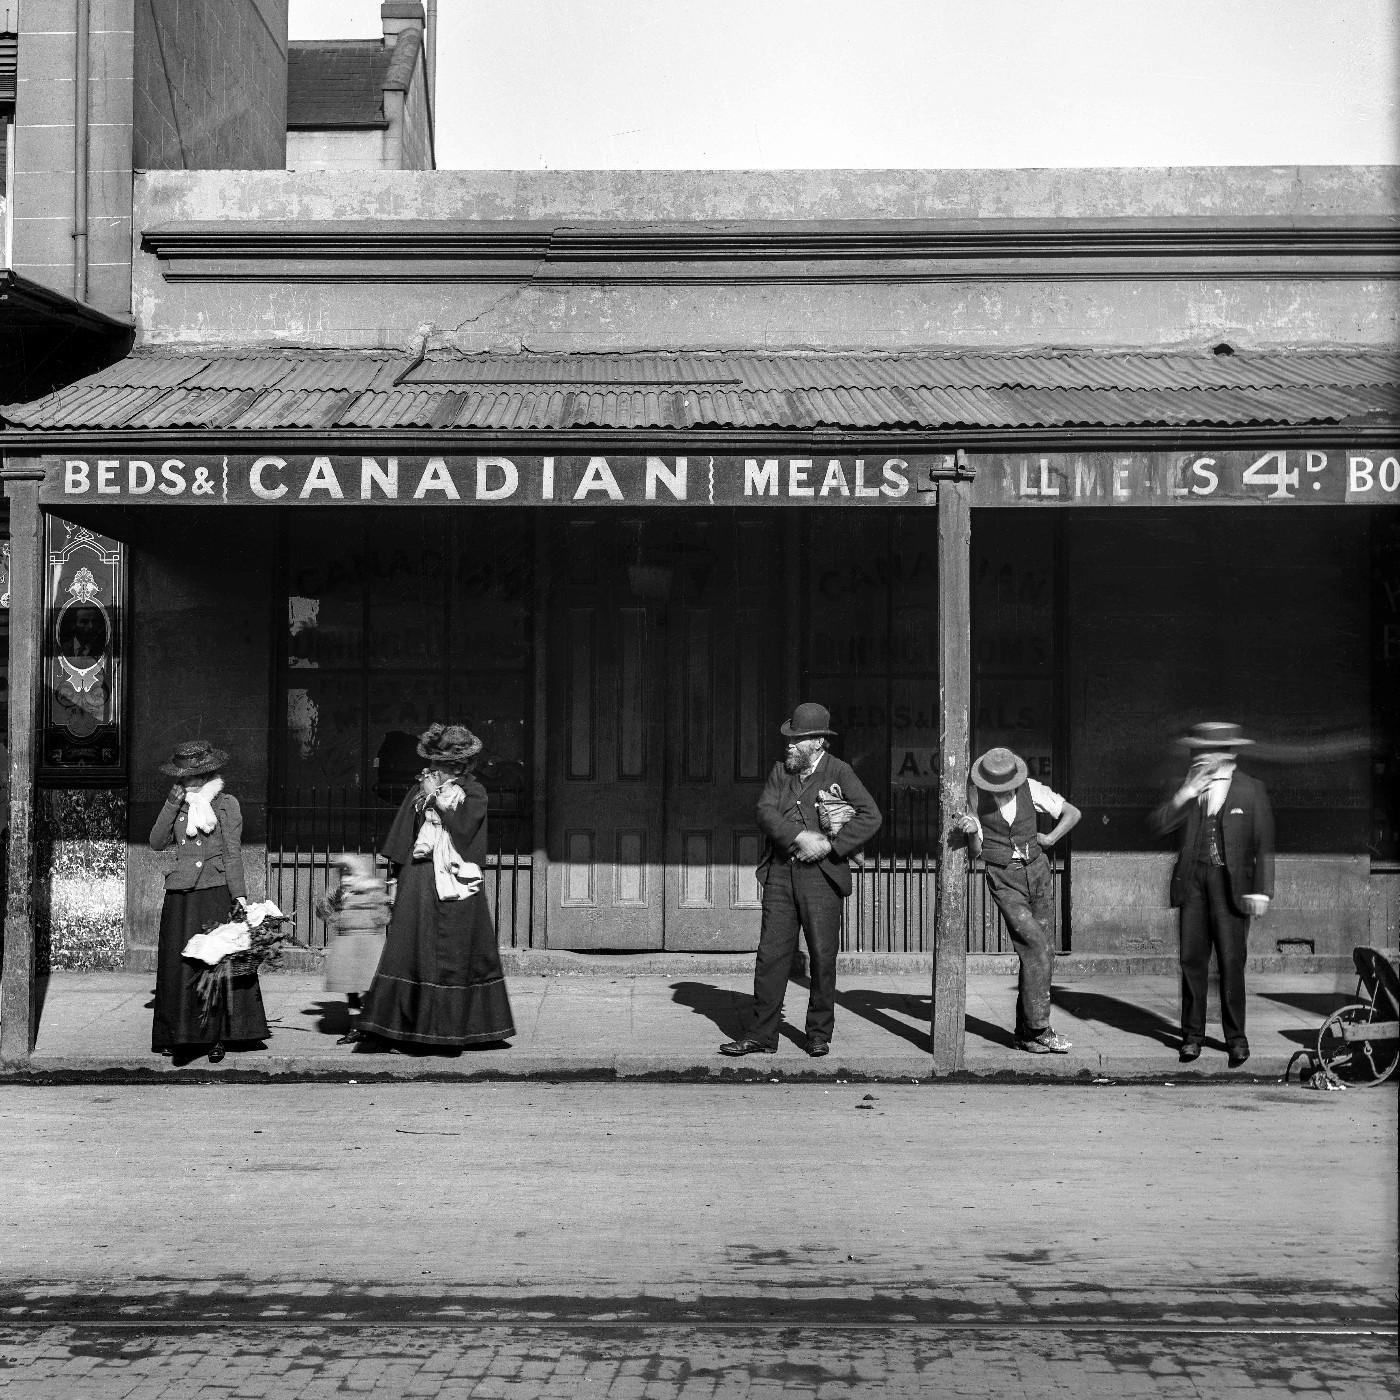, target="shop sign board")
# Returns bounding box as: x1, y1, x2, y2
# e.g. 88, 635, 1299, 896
27, 445, 1400, 507
968, 447, 1400, 506
34, 454, 944, 506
